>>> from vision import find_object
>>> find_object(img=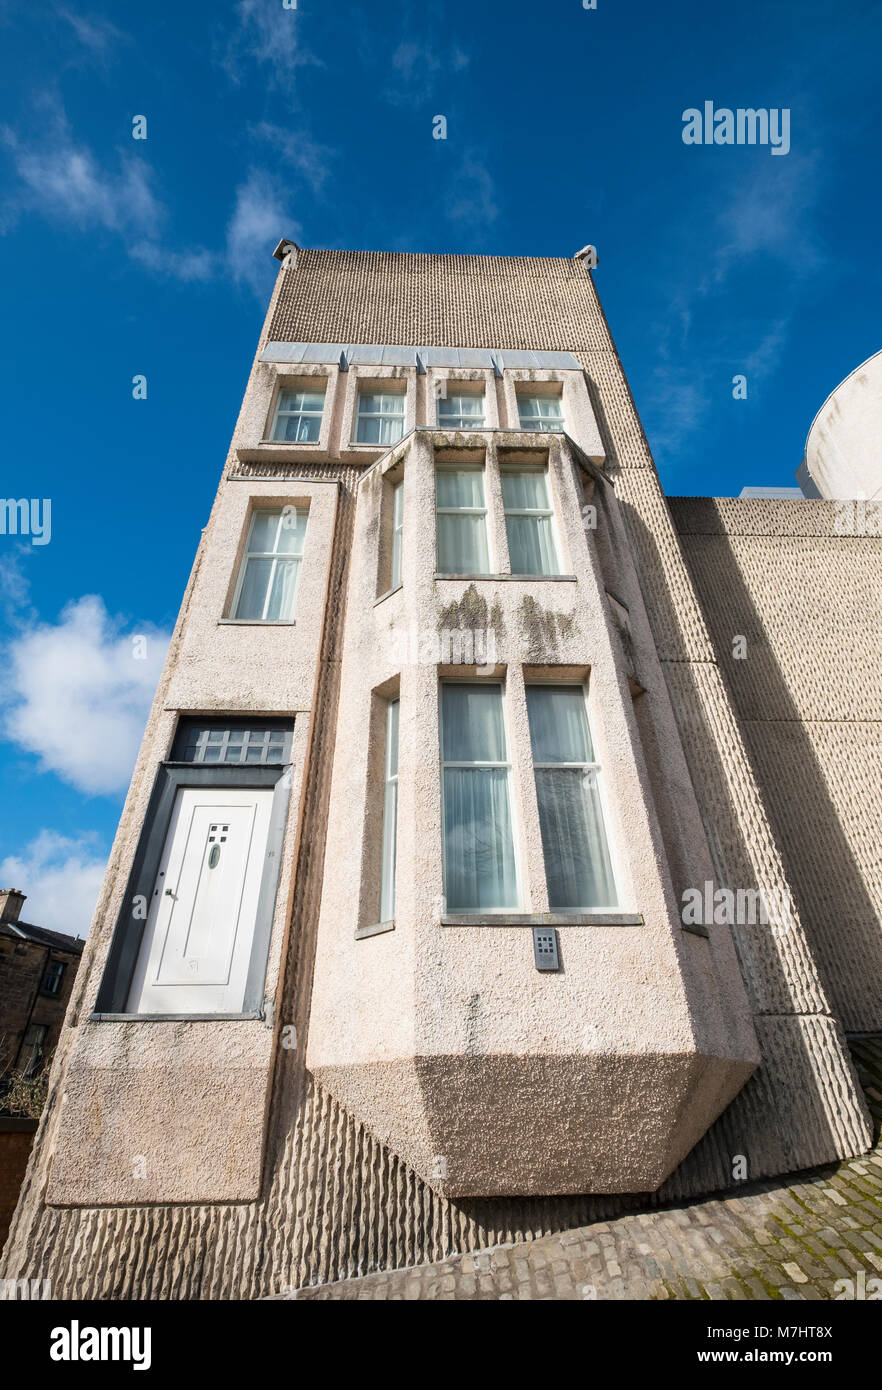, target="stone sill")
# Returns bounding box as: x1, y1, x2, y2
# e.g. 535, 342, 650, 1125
355, 920, 395, 940
435, 573, 577, 583
217, 619, 296, 627
373, 584, 403, 607
440, 913, 643, 927
89, 1011, 264, 1023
